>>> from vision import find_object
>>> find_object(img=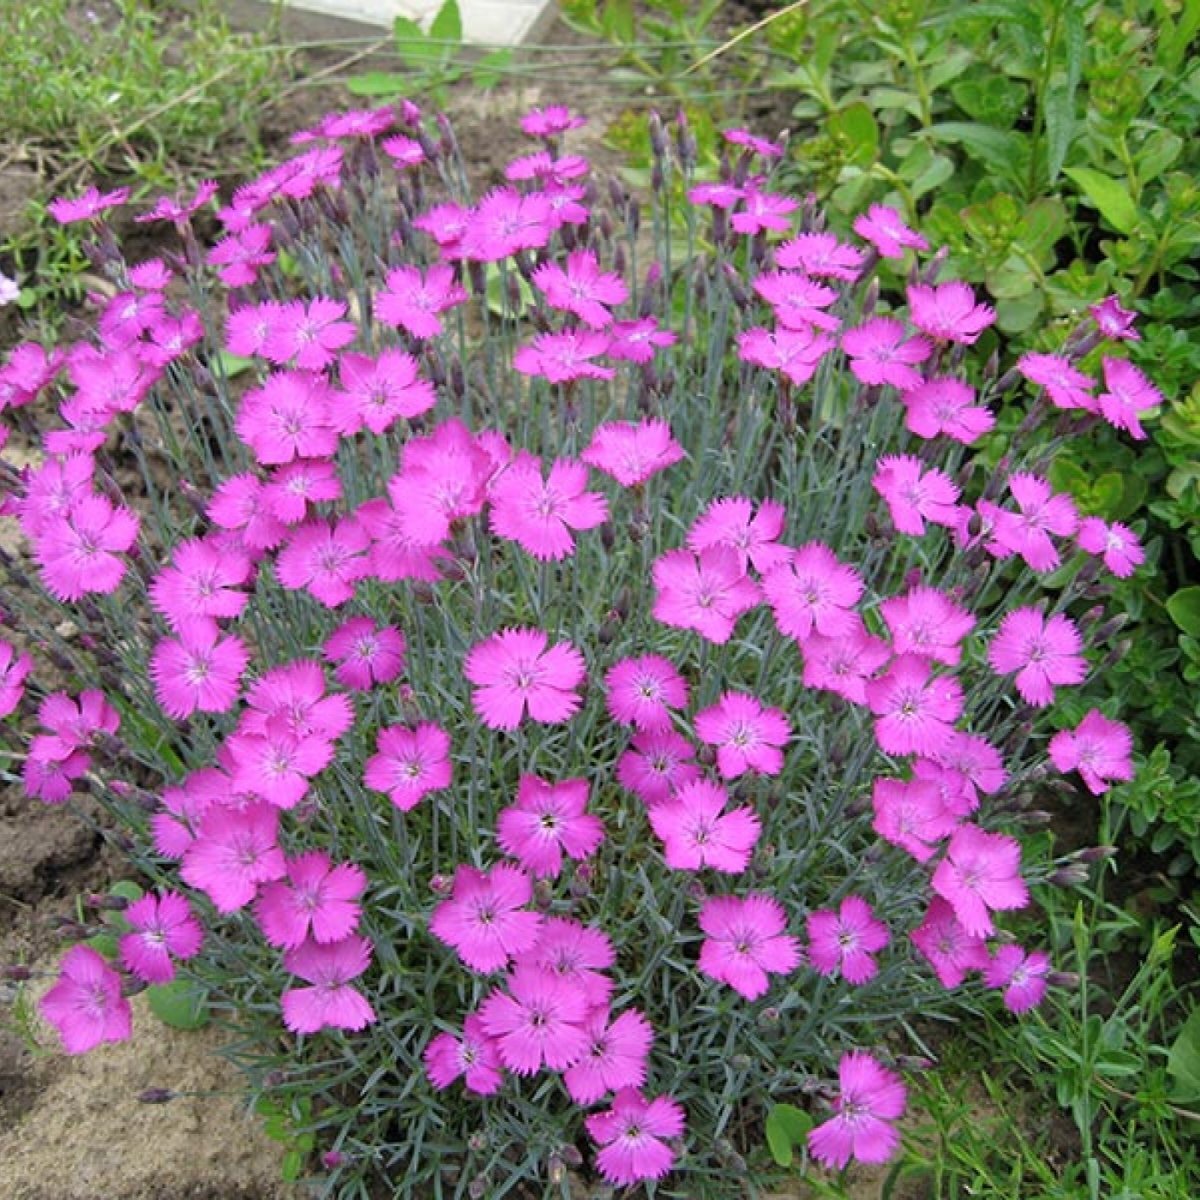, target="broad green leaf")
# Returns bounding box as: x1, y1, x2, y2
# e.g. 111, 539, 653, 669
472, 48, 513, 90
1167, 1008, 1200, 1101
925, 47, 975, 91
1166, 587, 1200, 638
995, 289, 1044, 334
1063, 167, 1139, 235
1157, 0, 1200, 72
950, 75, 1027, 128
1019, 197, 1069, 261
1136, 129, 1184, 187
765, 1103, 812, 1168
345, 72, 409, 98
109, 880, 144, 903
1043, 0, 1086, 184
394, 15, 442, 68
147, 979, 209, 1031
430, 0, 463, 44
828, 102, 878, 167
86, 933, 119, 959
928, 122, 1027, 181
601, 0, 636, 44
